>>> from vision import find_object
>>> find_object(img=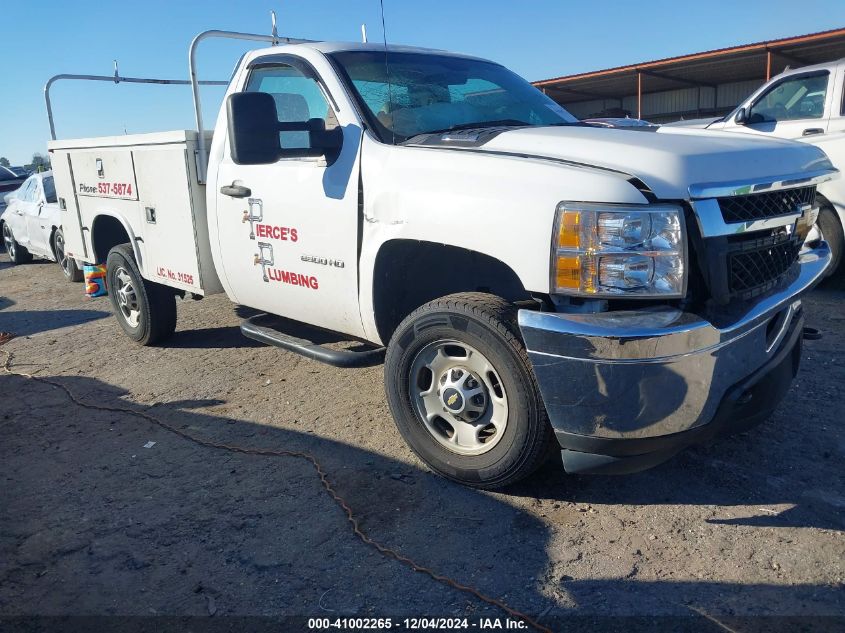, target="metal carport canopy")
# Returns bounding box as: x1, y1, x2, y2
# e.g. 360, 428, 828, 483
533, 27, 845, 118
